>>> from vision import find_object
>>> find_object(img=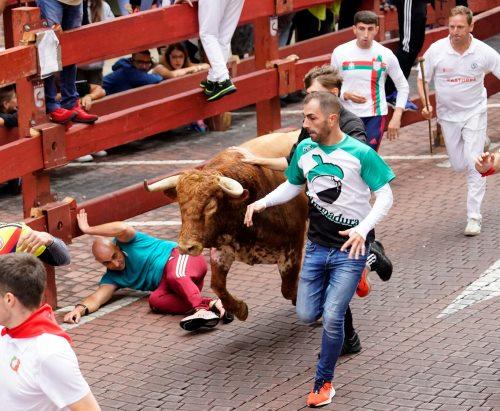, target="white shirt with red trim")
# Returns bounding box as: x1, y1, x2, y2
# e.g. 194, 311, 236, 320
0, 327, 90, 411
331, 39, 409, 118
419, 35, 500, 122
